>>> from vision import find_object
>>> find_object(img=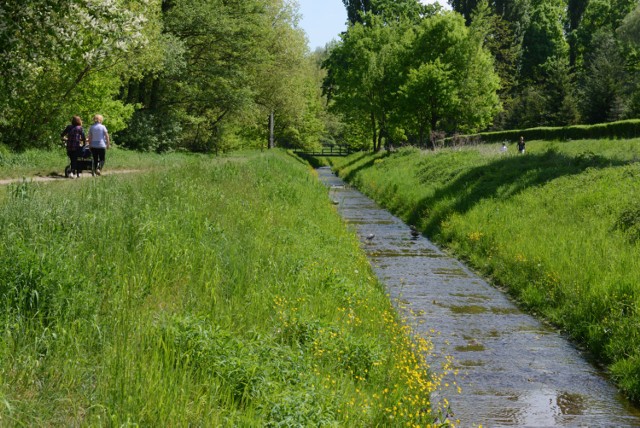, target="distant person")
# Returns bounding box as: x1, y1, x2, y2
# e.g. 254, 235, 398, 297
88, 114, 110, 175
61, 115, 86, 178
500, 143, 507, 153
517, 136, 525, 154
